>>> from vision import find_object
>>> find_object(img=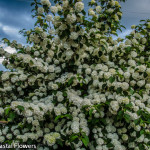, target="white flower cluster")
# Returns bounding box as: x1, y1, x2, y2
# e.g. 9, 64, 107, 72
0, 0, 150, 149
41, 0, 51, 7
44, 132, 60, 146
75, 2, 84, 12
